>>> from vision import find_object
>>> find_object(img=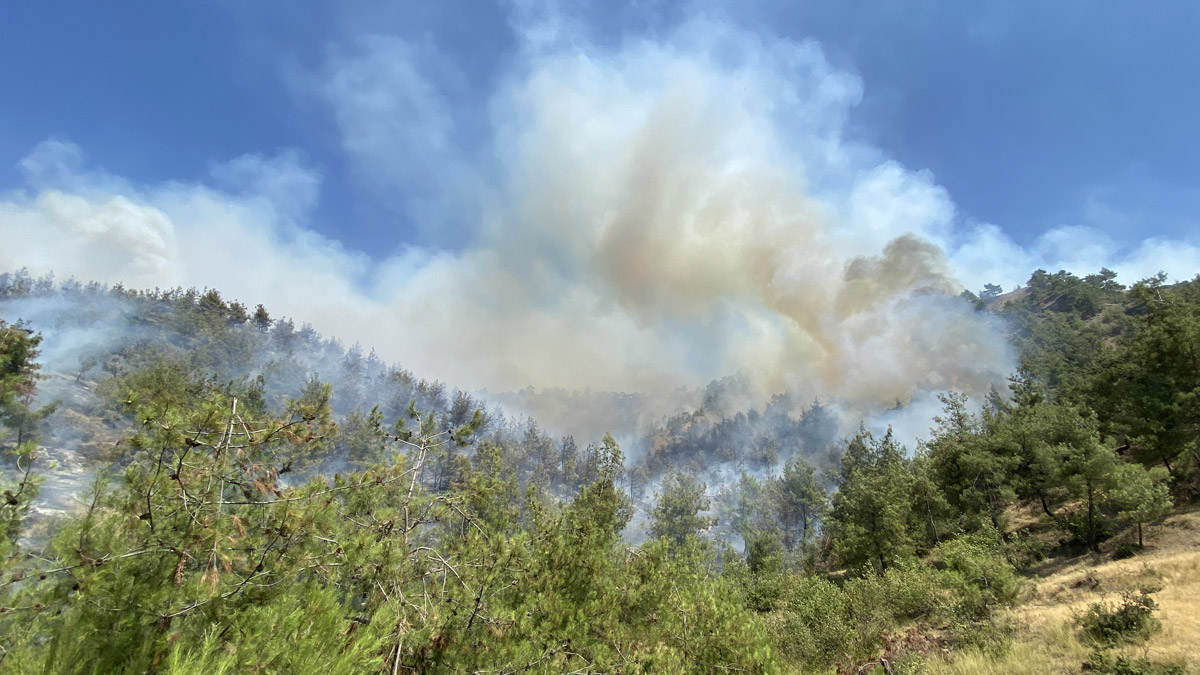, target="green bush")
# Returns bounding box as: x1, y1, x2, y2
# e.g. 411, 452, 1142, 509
933, 533, 1021, 620
1079, 589, 1162, 647
1113, 542, 1142, 560
842, 574, 894, 655
878, 560, 941, 621
1000, 529, 1049, 568
767, 575, 856, 670
745, 529, 785, 574
743, 570, 788, 612
755, 537, 1021, 671
1066, 510, 1115, 547
946, 617, 1012, 654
